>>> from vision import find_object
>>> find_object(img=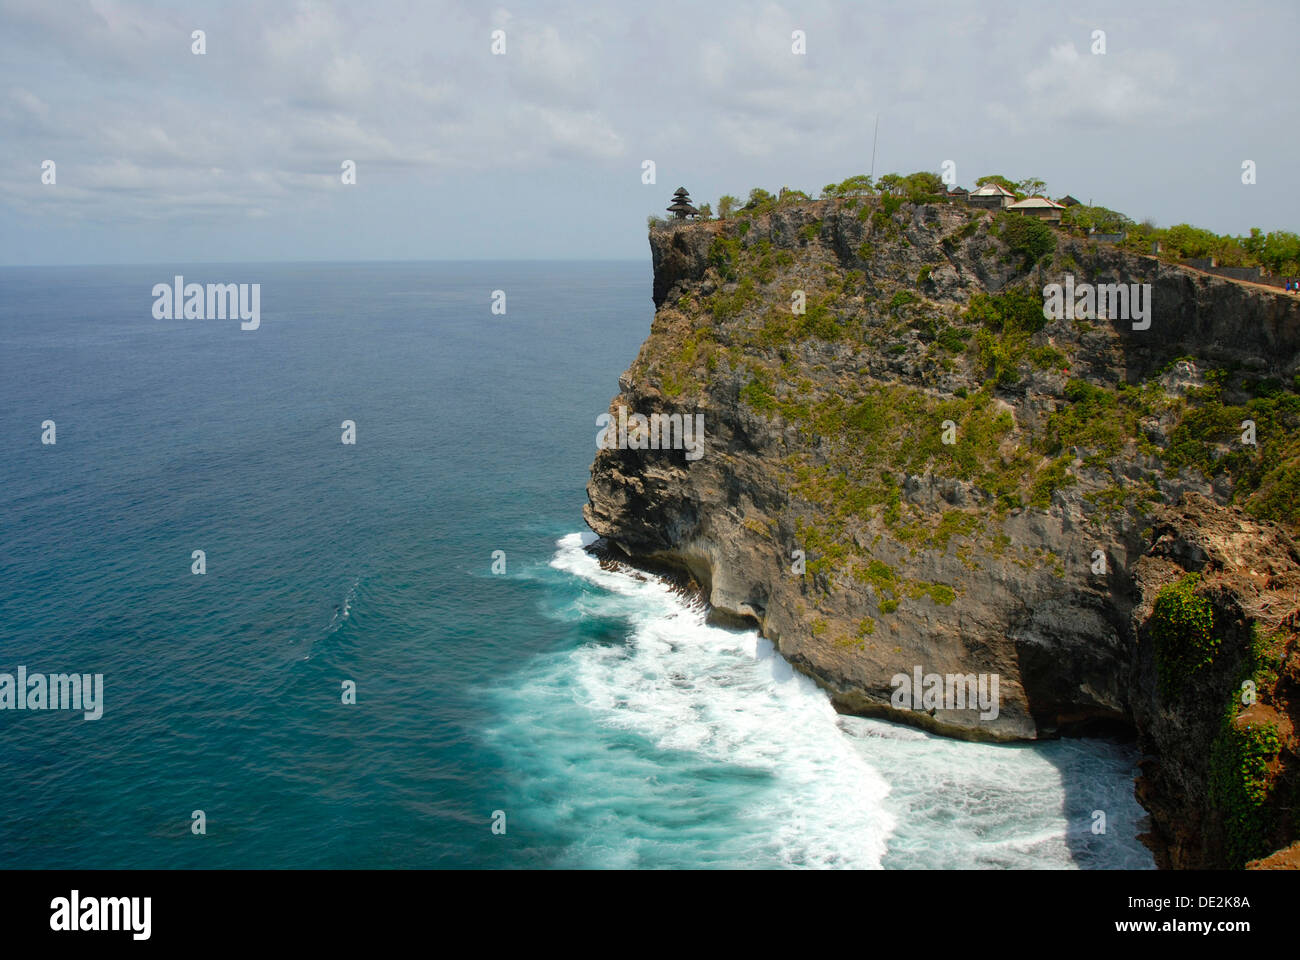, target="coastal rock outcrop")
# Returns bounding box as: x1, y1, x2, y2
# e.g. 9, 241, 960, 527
586, 195, 1300, 866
